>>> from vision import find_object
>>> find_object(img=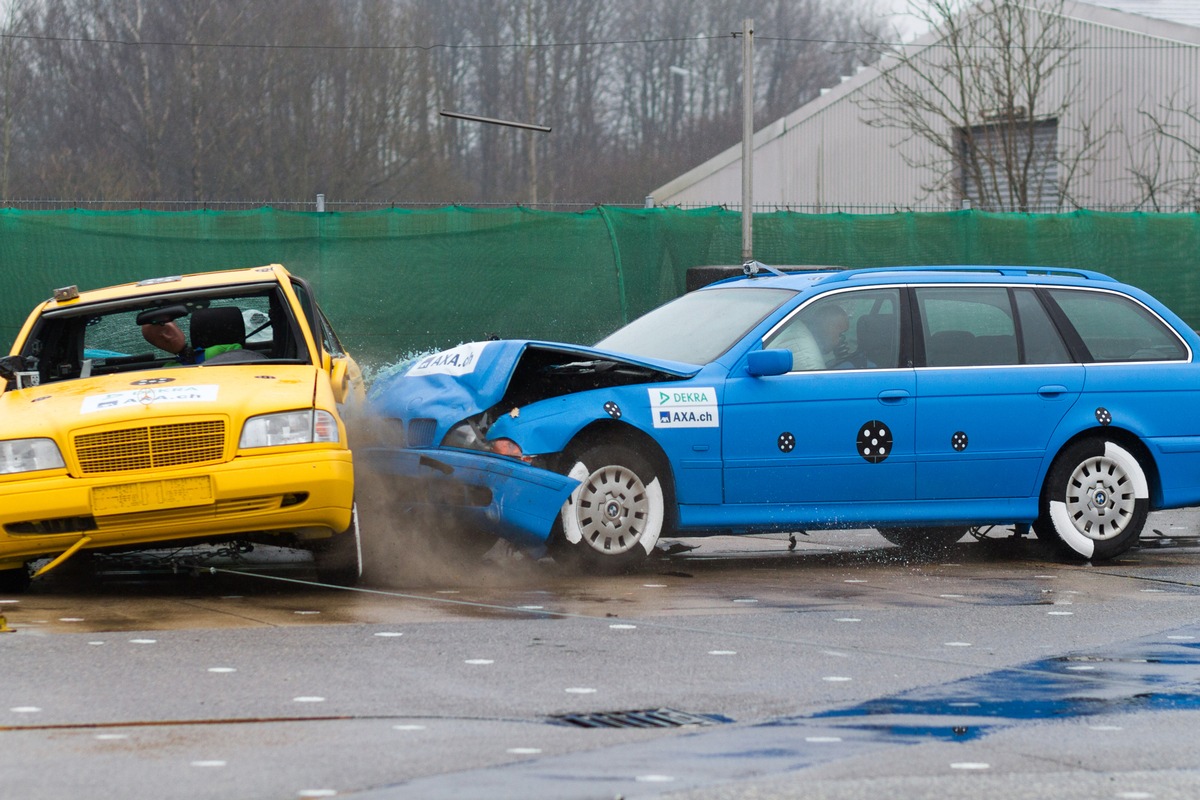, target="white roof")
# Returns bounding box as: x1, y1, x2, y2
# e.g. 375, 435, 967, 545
1098, 0, 1200, 27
